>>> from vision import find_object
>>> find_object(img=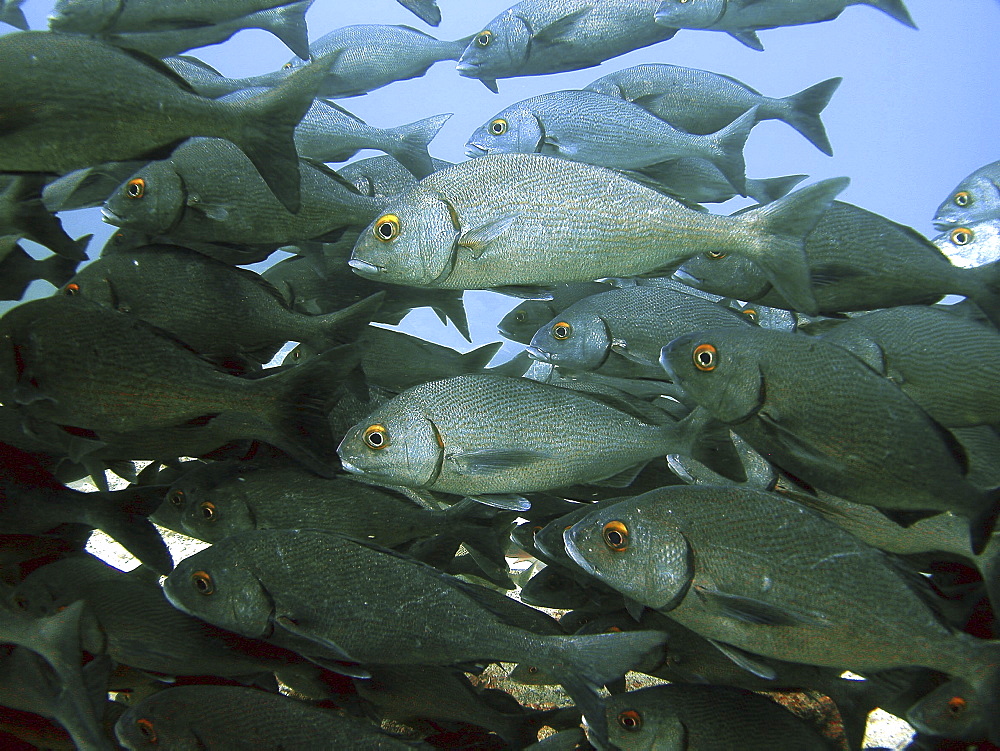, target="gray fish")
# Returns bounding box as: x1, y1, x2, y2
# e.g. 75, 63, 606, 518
660, 326, 1000, 553
456, 0, 676, 92
585, 63, 841, 155
0, 0, 26, 29
0, 237, 82, 302
114, 684, 420, 750
637, 156, 807, 206
51, 0, 314, 59
348, 153, 848, 316
562, 485, 1000, 745
603, 684, 833, 750
338, 155, 453, 200
654, 0, 916, 51
467, 90, 756, 192
101, 138, 385, 247
933, 221, 1000, 269
933, 160, 1000, 230
396, 0, 441, 25
0, 31, 329, 213
498, 282, 612, 344
41, 161, 149, 213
